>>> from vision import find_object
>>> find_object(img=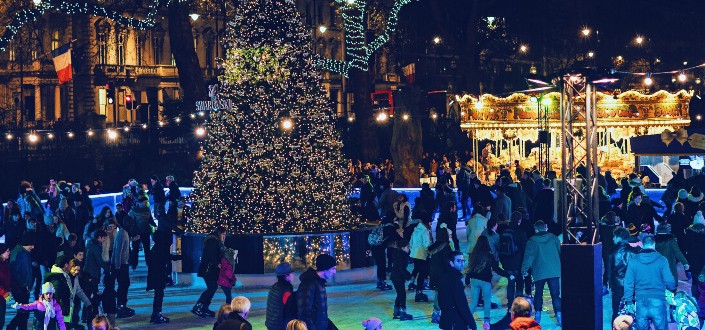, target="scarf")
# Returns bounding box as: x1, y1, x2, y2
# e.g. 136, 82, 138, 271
42, 299, 56, 330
